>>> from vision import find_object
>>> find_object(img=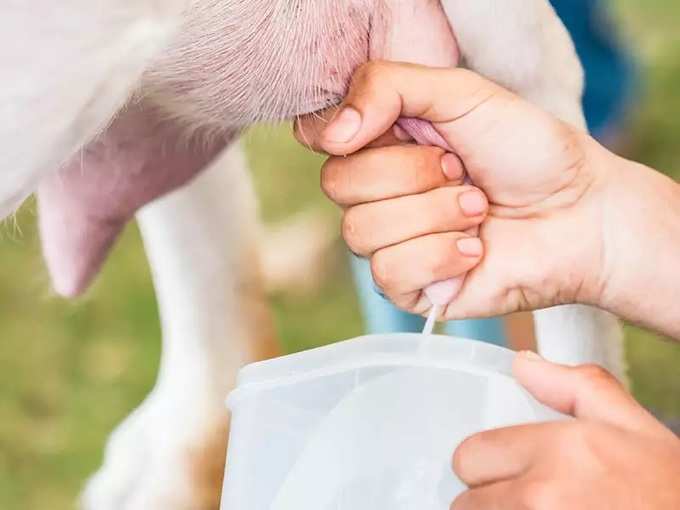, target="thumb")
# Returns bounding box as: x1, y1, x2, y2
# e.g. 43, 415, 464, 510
513, 352, 664, 434
320, 61, 507, 156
